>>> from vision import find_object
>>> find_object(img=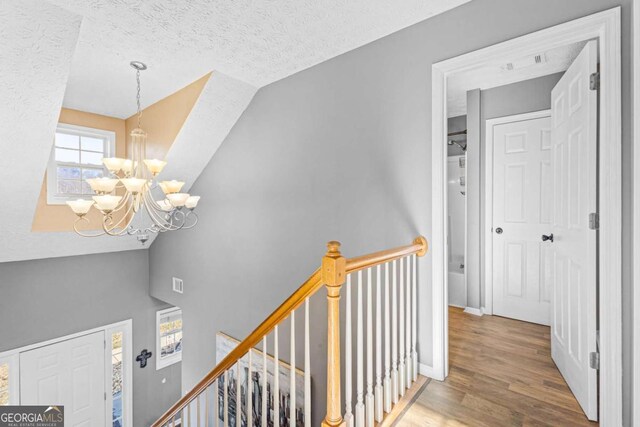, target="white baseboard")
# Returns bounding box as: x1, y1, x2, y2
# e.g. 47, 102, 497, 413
448, 303, 465, 309
463, 307, 483, 316
418, 363, 442, 380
